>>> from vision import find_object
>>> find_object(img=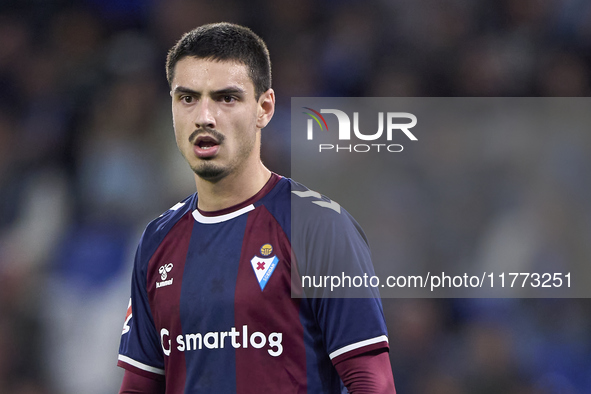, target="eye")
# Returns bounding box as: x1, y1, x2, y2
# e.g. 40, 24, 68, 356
180, 95, 193, 103
221, 95, 235, 103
